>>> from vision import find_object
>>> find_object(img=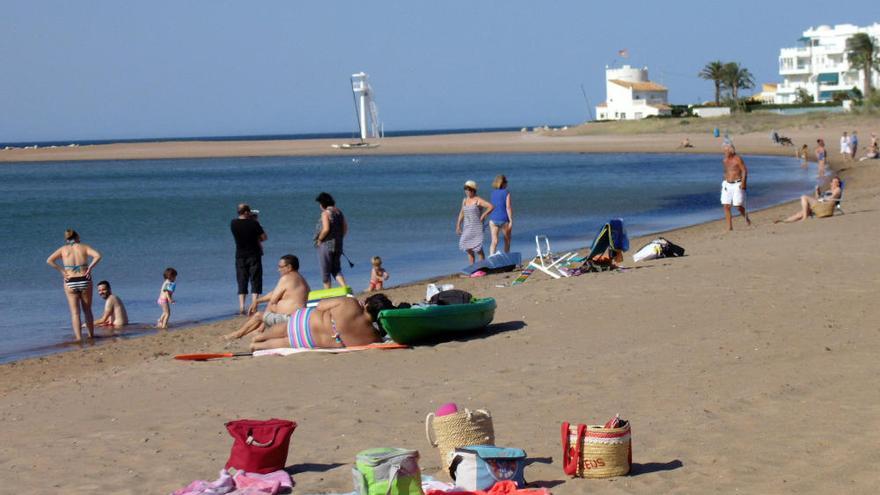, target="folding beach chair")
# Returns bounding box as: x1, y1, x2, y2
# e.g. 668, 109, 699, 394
527, 235, 575, 279
559, 219, 631, 275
